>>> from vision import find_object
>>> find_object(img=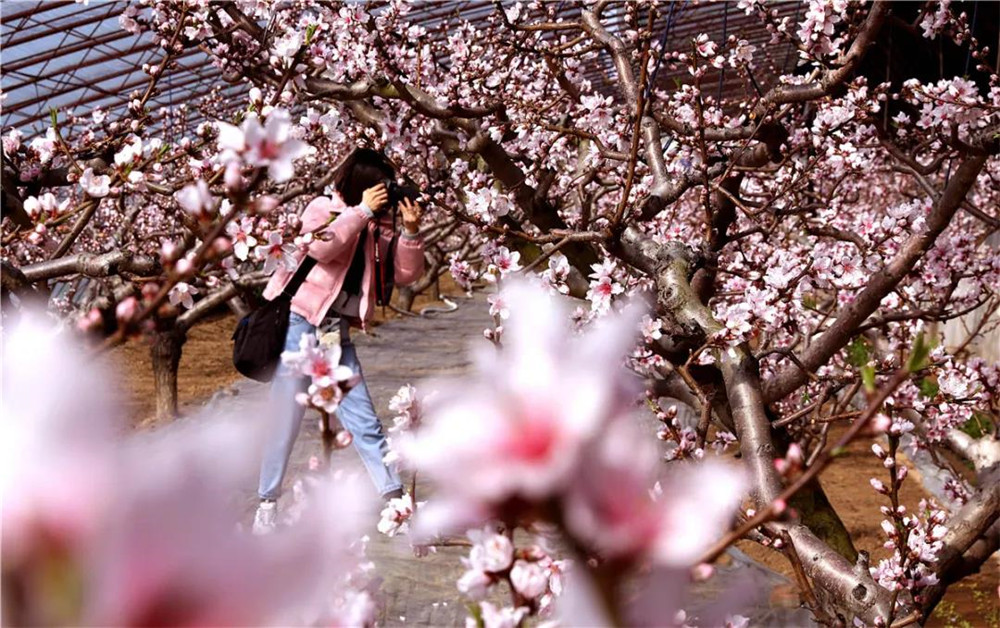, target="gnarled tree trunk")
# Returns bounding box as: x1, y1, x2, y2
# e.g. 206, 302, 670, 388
150, 324, 186, 422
